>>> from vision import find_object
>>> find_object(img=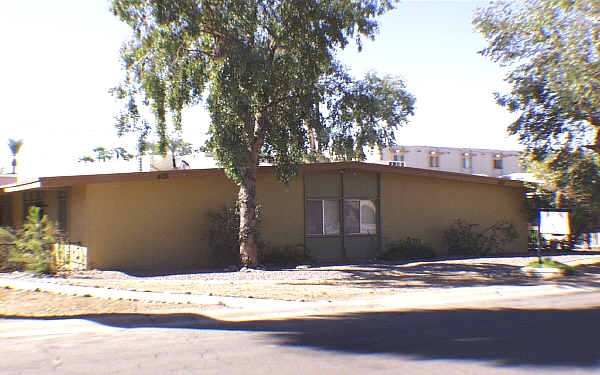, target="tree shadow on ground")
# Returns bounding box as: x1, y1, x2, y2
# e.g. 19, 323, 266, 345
2, 306, 600, 368
288, 260, 600, 290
